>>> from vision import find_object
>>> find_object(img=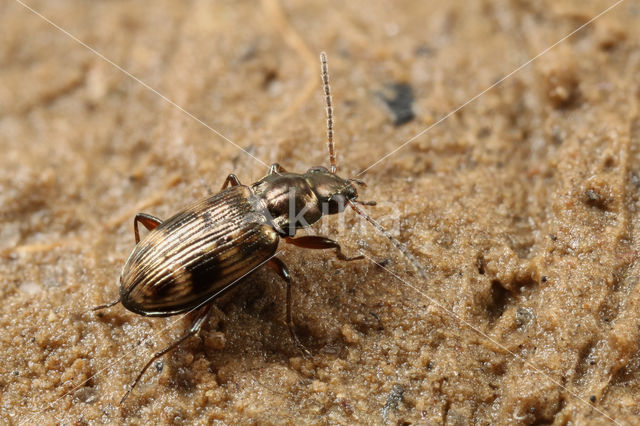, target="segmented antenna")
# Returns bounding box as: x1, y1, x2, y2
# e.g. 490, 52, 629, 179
348, 200, 427, 279
320, 52, 337, 174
